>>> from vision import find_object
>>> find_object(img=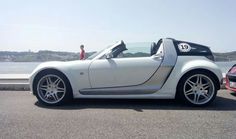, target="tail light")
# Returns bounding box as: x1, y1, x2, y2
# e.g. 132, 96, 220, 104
229, 65, 236, 74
